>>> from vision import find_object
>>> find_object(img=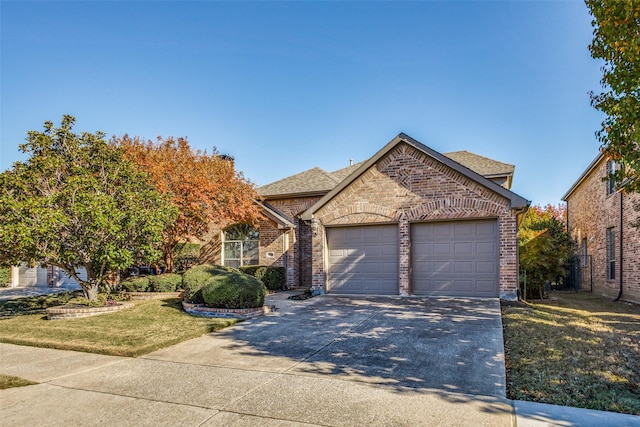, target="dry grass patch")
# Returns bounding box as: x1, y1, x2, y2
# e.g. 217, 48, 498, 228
0, 297, 236, 357
0, 374, 37, 389
502, 292, 640, 415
